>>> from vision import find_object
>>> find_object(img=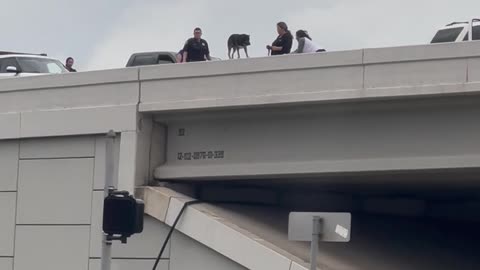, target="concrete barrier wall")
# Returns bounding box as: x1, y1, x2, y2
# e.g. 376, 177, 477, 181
1, 41, 480, 140
139, 41, 480, 113
0, 68, 139, 139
